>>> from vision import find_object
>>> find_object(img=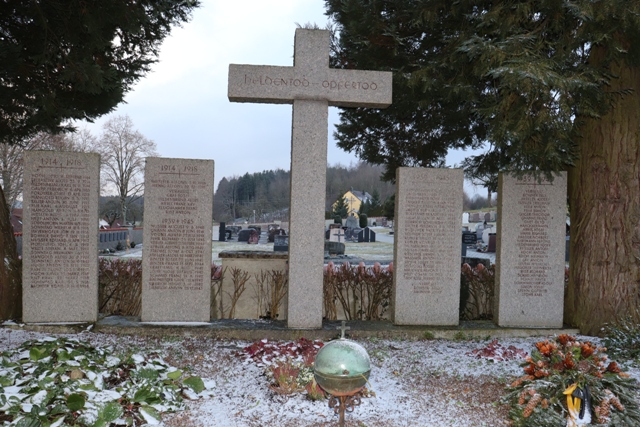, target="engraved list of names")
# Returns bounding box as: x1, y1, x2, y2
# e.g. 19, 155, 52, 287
22, 151, 100, 323
393, 168, 463, 325
141, 158, 214, 322
495, 172, 567, 328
